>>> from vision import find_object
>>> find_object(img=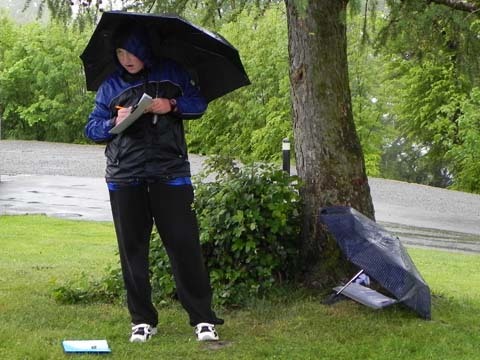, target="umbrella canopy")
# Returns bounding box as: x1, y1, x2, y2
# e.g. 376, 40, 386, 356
319, 206, 431, 319
80, 11, 250, 102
